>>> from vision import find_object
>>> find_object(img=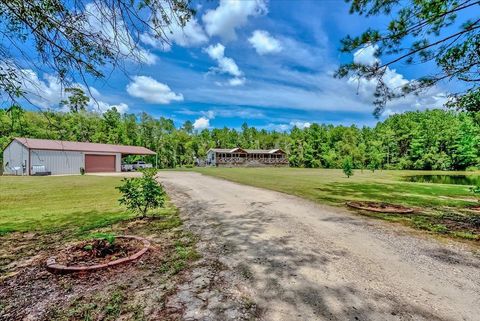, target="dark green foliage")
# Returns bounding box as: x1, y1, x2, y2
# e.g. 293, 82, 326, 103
338, 0, 480, 115
60, 88, 89, 113
1, 107, 480, 171
342, 157, 354, 178
117, 169, 166, 217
